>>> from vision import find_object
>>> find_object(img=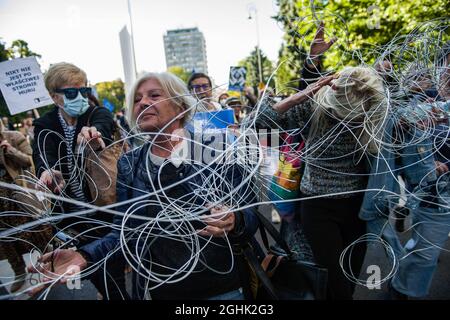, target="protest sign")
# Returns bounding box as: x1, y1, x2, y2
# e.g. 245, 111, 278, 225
189, 109, 235, 132
228, 66, 247, 92
103, 98, 115, 112
0, 56, 52, 115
